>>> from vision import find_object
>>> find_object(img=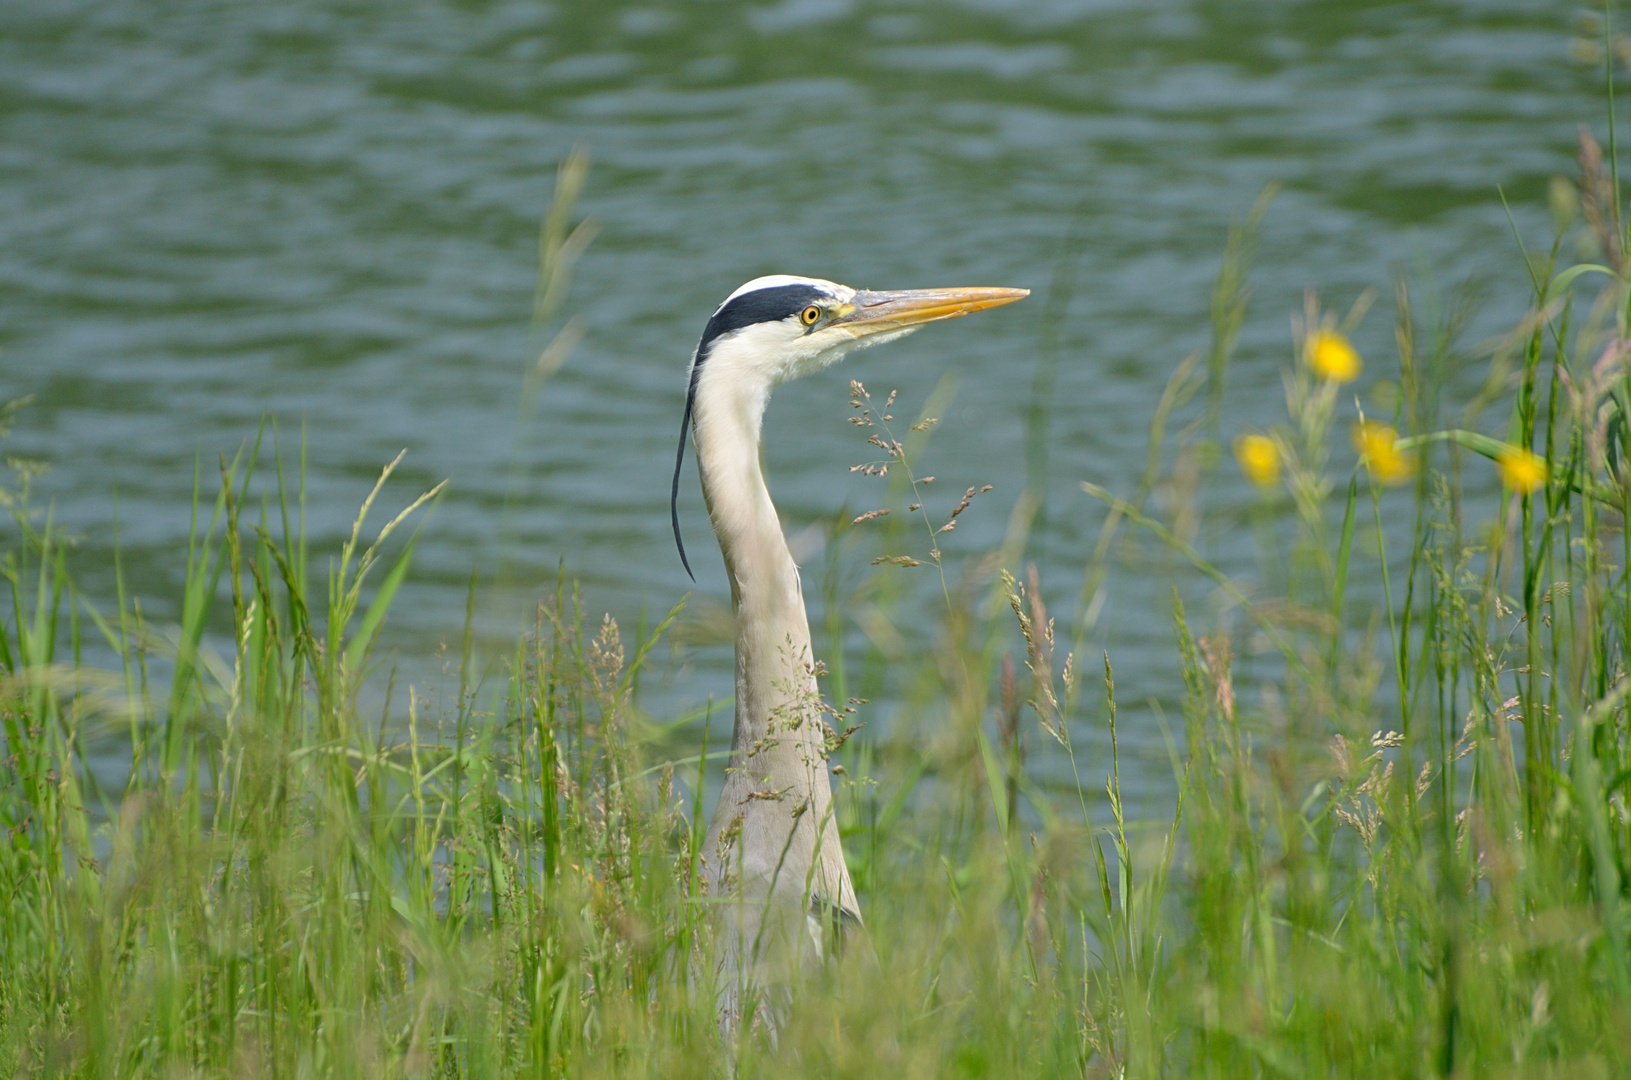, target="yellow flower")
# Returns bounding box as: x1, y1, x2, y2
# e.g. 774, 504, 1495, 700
1234, 434, 1280, 488
1352, 421, 1413, 485
1497, 445, 1547, 494
1307, 329, 1362, 383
